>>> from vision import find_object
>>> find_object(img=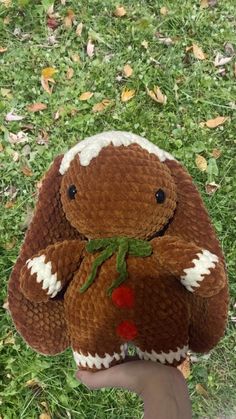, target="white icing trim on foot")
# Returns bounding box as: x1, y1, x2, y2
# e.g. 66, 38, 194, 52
73, 344, 128, 369
180, 249, 219, 292
59, 131, 175, 174
26, 255, 62, 298
136, 344, 188, 364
